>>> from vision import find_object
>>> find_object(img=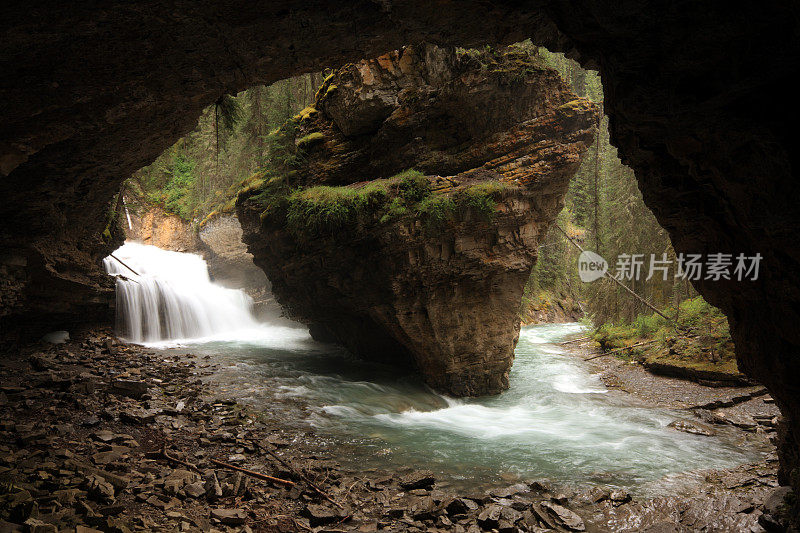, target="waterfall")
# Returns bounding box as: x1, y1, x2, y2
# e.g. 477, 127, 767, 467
122, 196, 133, 230
103, 242, 260, 343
